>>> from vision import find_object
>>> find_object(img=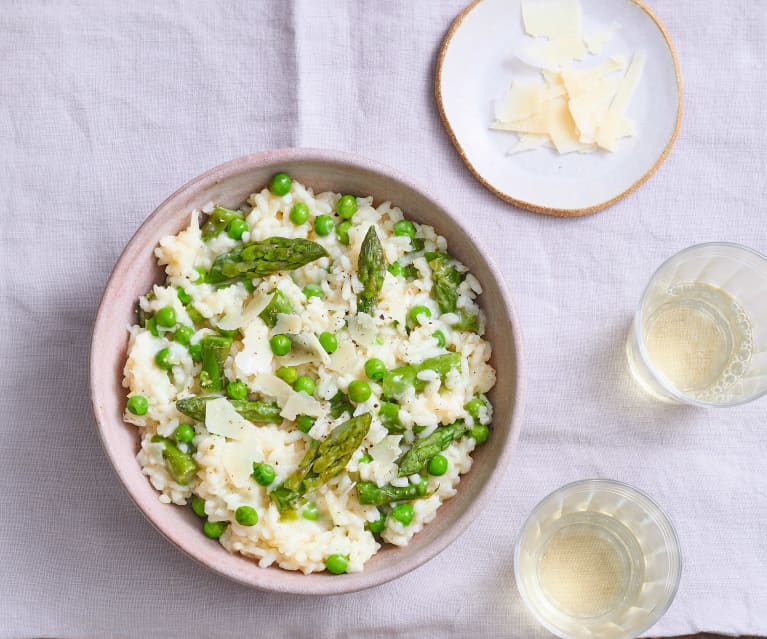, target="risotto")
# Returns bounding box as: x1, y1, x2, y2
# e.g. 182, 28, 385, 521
122, 173, 496, 574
